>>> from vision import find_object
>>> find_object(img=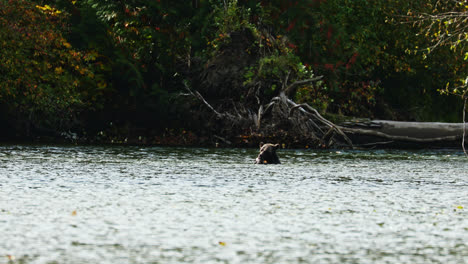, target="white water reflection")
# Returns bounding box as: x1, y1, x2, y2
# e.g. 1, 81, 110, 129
0, 145, 467, 263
